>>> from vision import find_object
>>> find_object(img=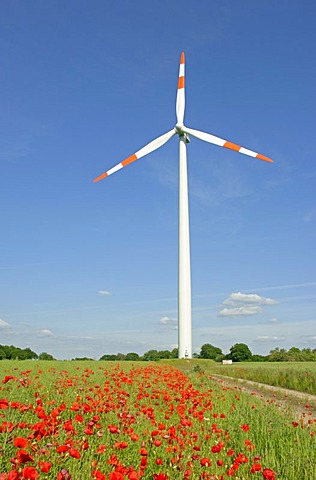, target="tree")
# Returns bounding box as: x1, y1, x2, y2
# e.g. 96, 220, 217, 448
157, 350, 172, 359
251, 354, 267, 362
228, 343, 252, 362
20, 347, 38, 360
38, 352, 55, 360
170, 348, 178, 359
200, 344, 223, 361
125, 352, 140, 361
72, 357, 95, 361
116, 353, 126, 361
99, 354, 119, 361
142, 350, 159, 361
1, 345, 38, 360
268, 348, 288, 362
